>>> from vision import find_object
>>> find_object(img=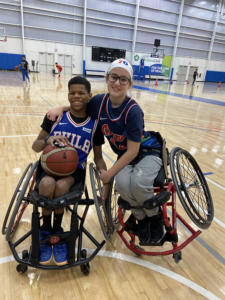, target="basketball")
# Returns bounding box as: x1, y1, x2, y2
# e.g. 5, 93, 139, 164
14, 66, 19, 71
40, 144, 79, 177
